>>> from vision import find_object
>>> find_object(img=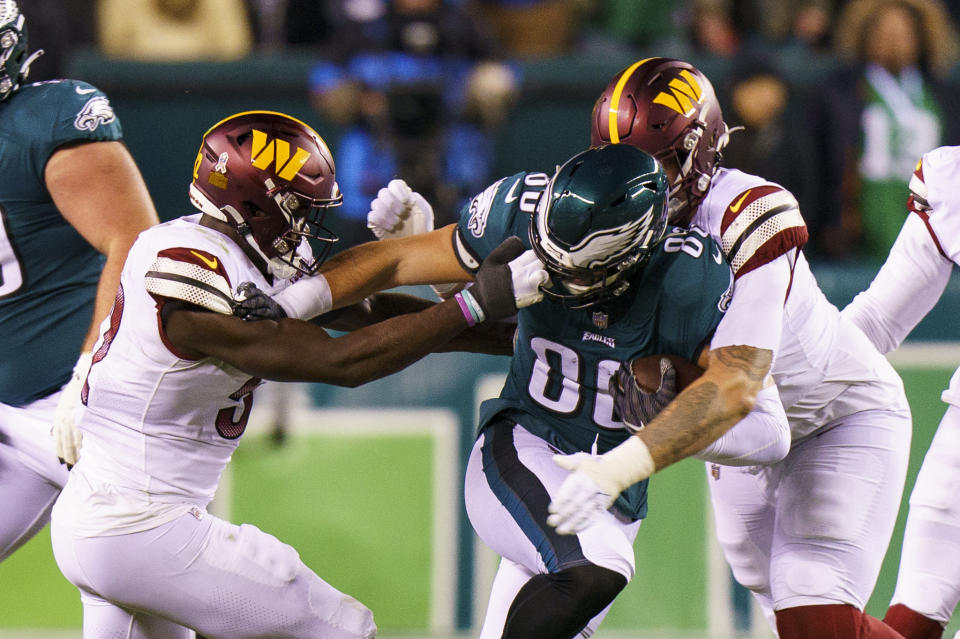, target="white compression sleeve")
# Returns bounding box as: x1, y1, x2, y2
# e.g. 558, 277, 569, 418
842, 214, 953, 354
694, 383, 789, 466
273, 274, 333, 320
